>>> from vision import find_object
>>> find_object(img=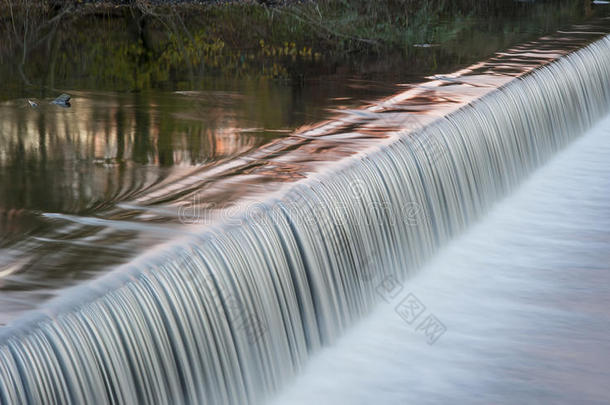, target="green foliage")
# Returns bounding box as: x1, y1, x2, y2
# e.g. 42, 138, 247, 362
0, 0, 598, 92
